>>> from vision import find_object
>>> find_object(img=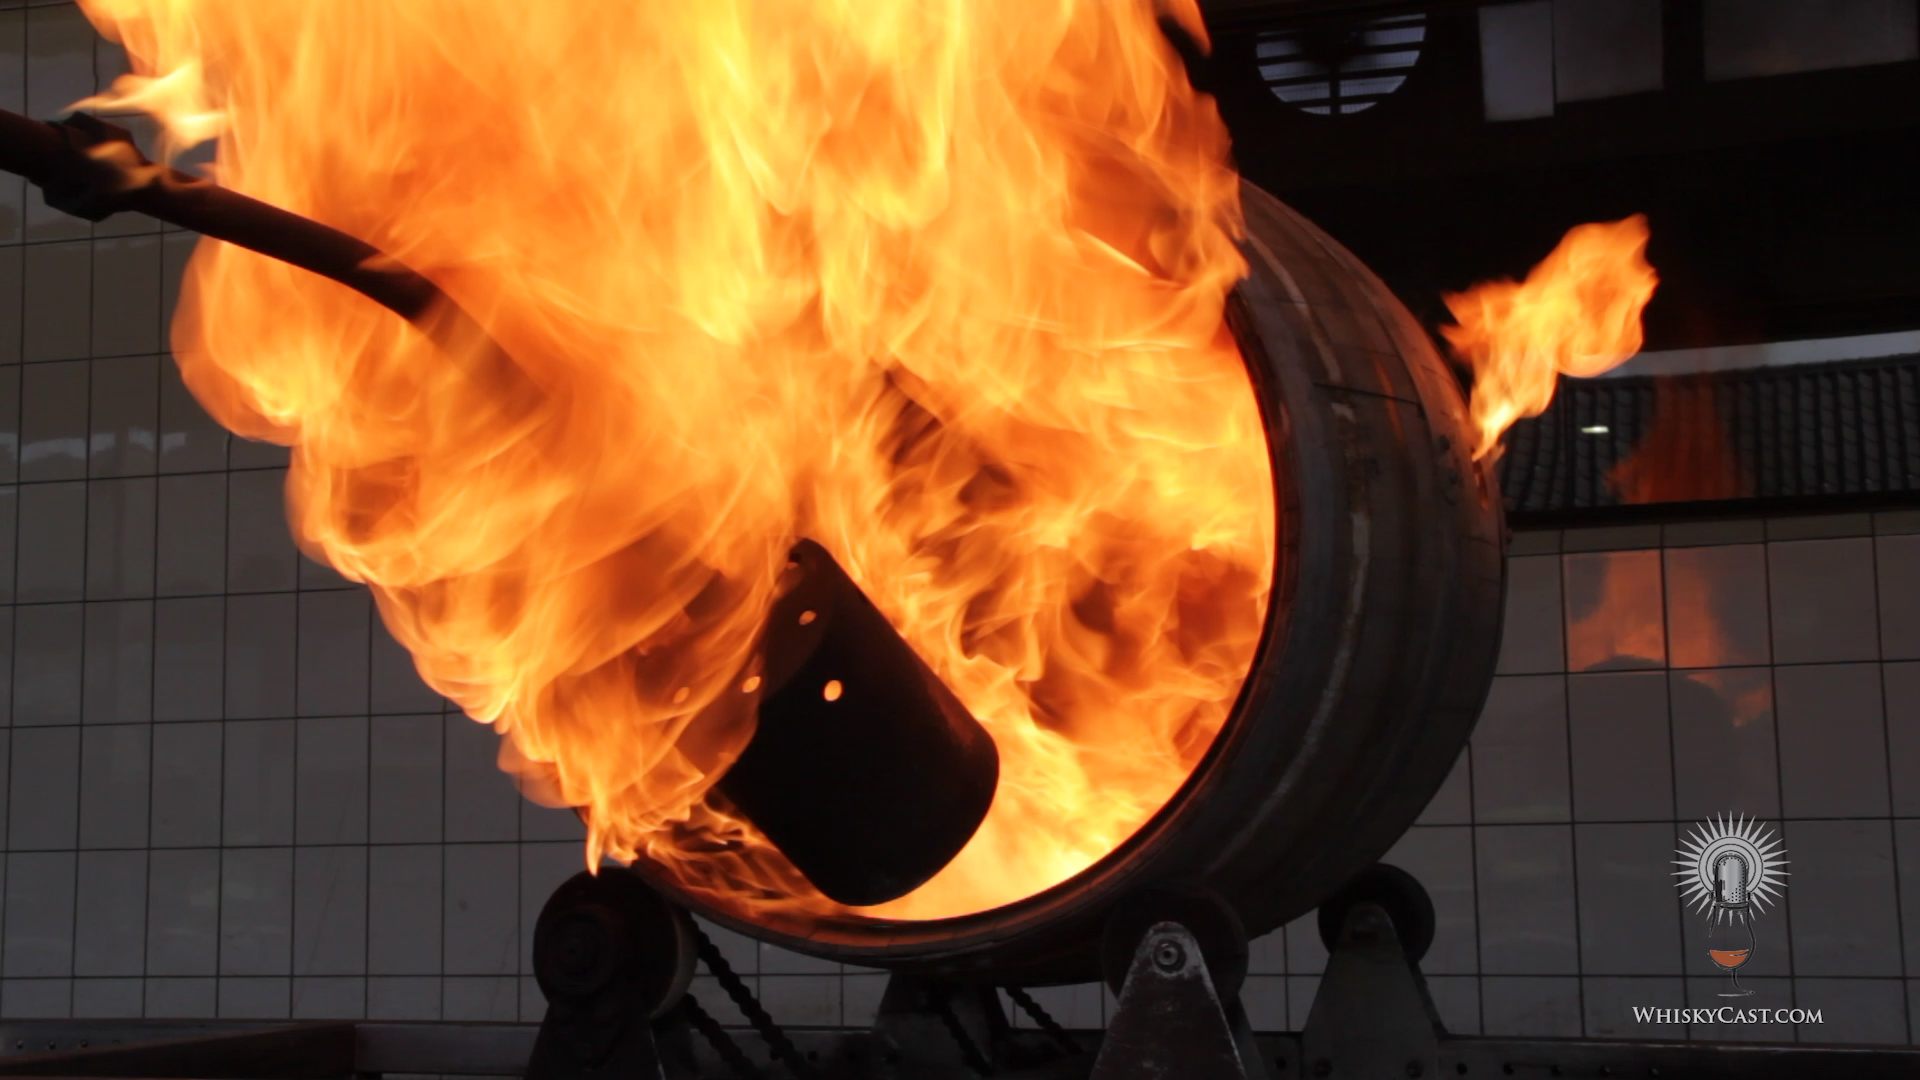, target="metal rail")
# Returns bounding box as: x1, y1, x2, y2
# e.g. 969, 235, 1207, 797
2, 1019, 1920, 1079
